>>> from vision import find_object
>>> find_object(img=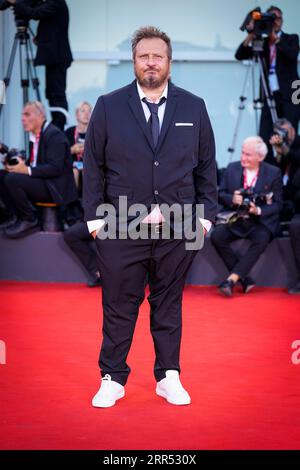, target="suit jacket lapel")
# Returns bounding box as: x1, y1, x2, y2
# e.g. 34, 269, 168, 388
36, 121, 48, 164
235, 164, 244, 190
127, 80, 154, 151
156, 82, 178, 153
36, 133, 43, 164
